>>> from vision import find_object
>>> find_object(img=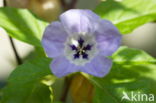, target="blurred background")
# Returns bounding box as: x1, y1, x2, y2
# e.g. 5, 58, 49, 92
0, 0, 156, 89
